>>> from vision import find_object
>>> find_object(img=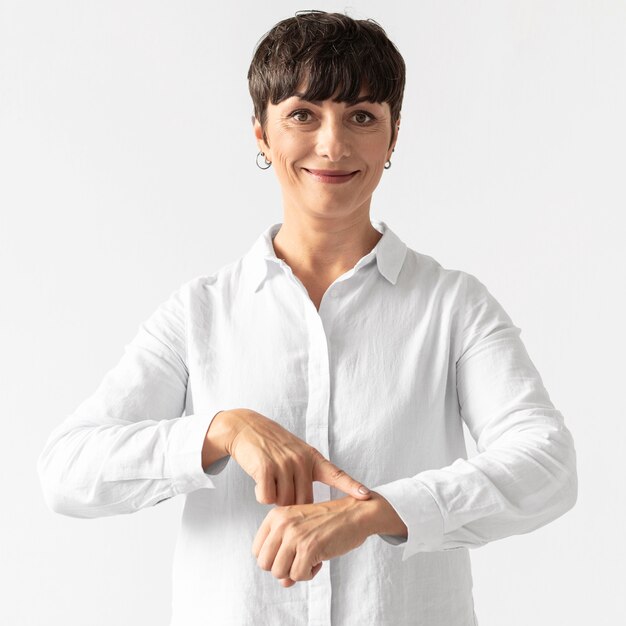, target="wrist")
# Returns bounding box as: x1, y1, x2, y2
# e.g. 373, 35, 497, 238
213, 408, 250, 455
201, 409, 247, 470
356, 491, 408, 539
